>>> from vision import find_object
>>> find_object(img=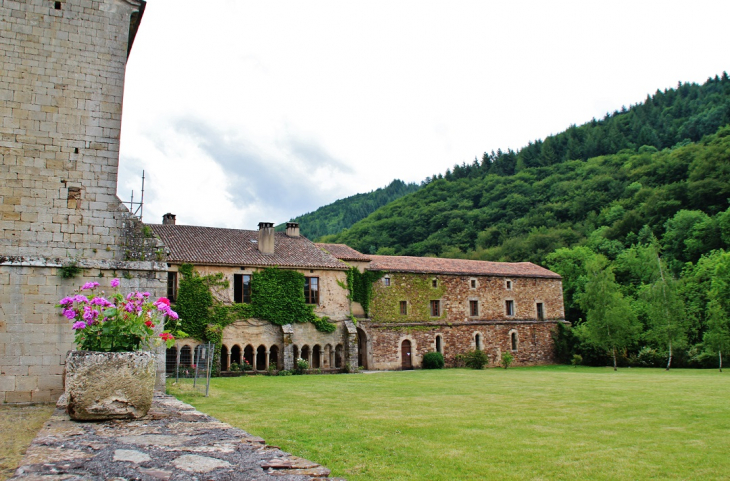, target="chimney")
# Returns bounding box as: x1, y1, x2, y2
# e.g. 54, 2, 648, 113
258, 222, 275, 254
286, 222, 300, 237
162, 213, 176, 225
